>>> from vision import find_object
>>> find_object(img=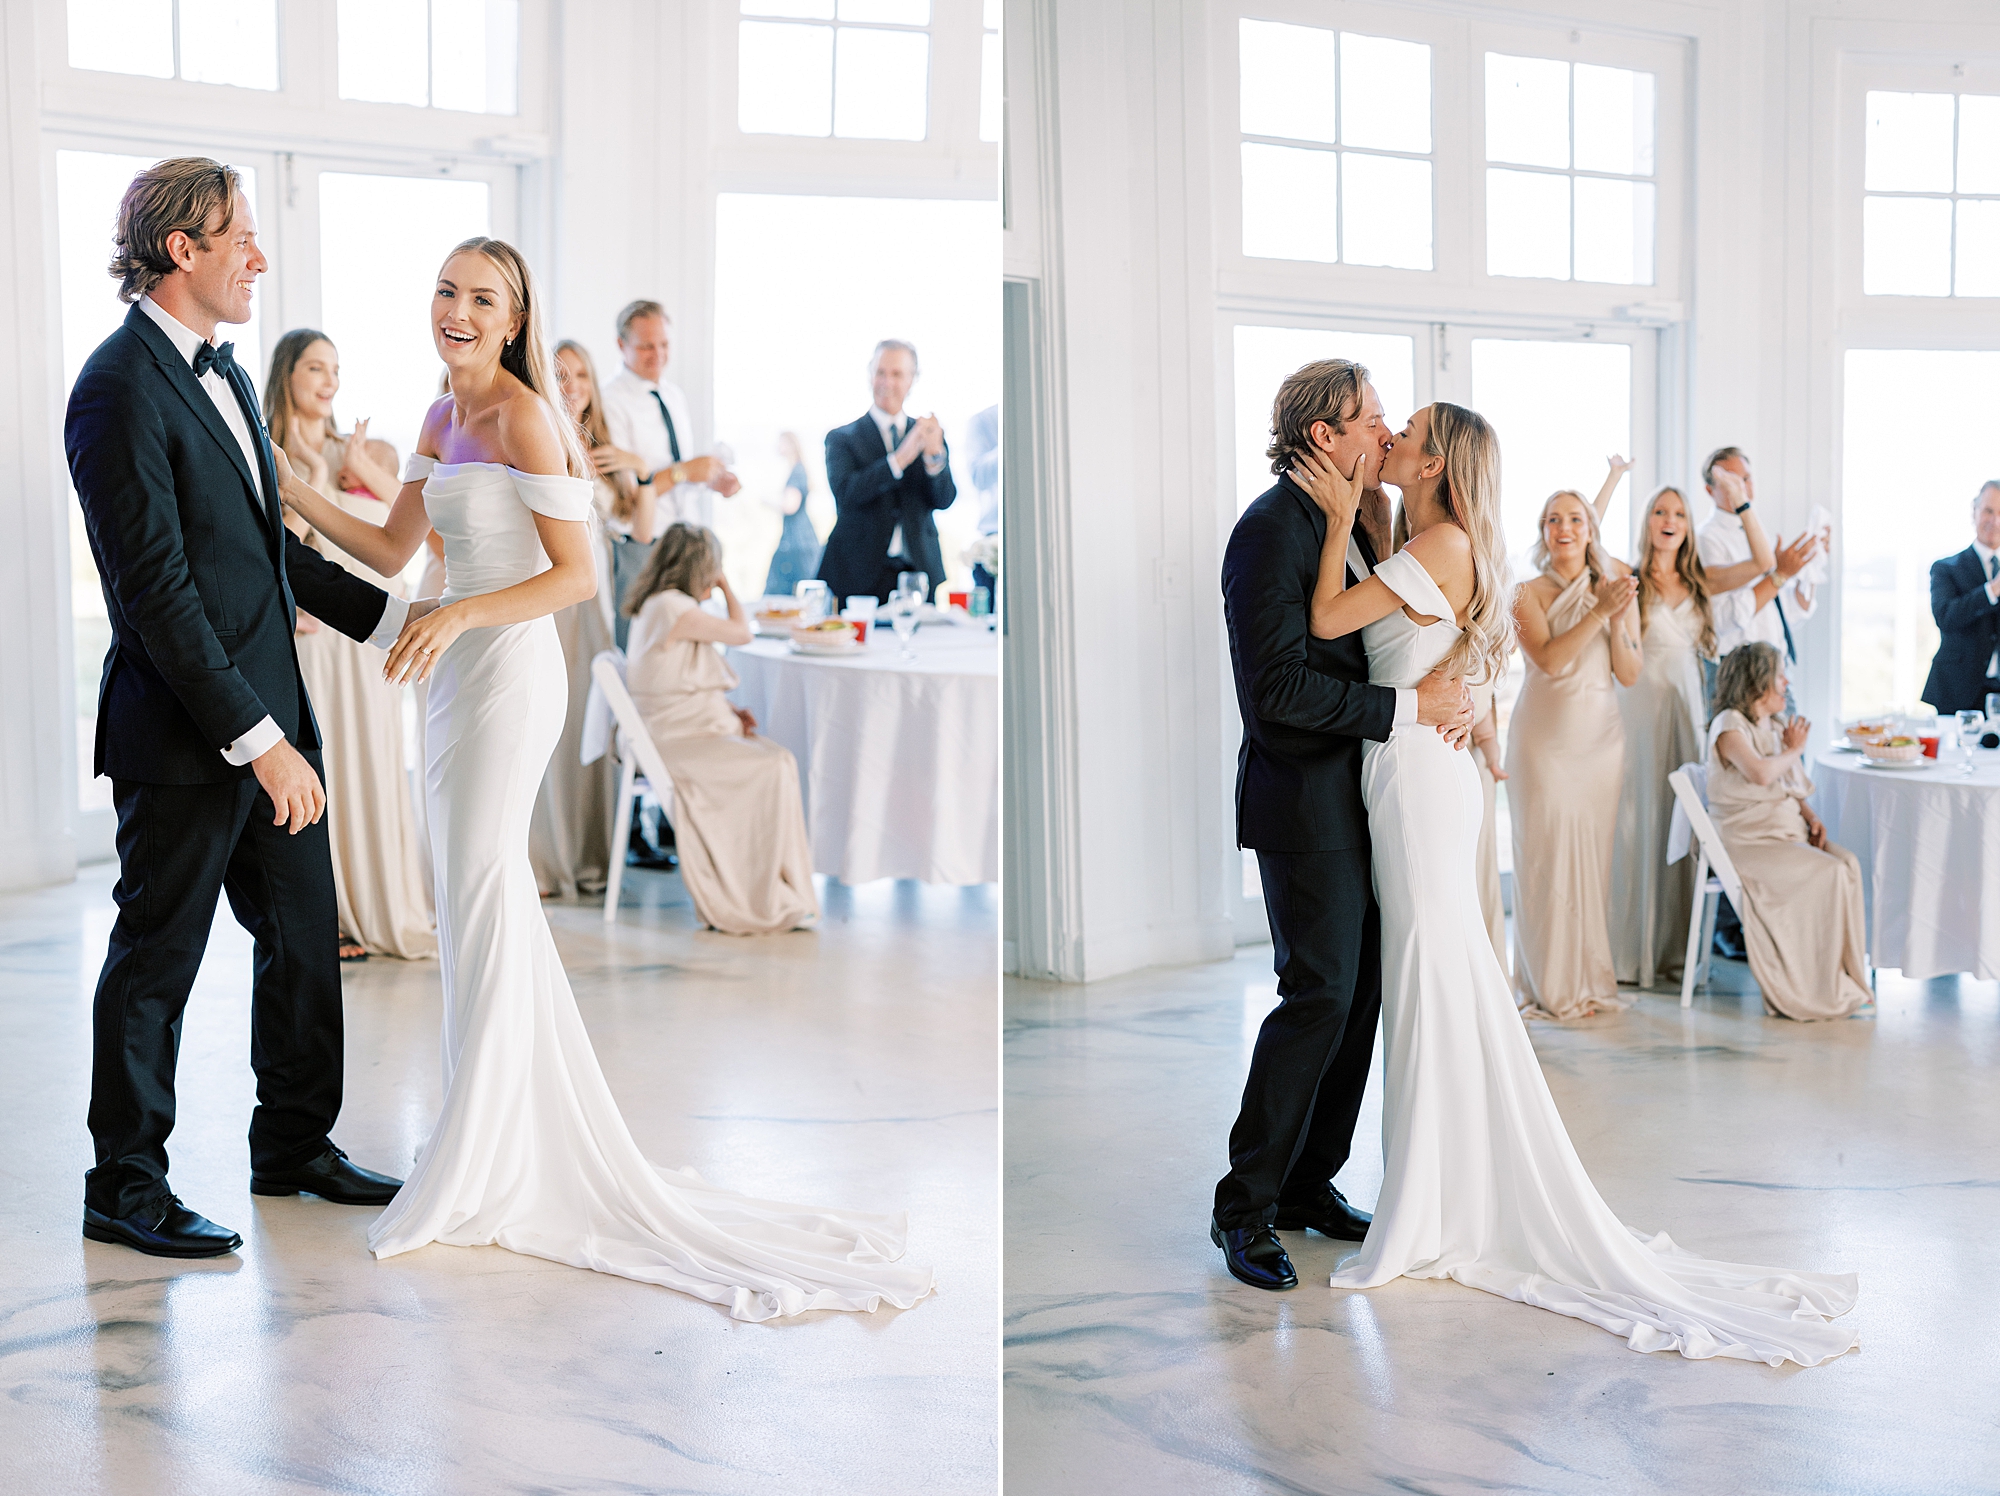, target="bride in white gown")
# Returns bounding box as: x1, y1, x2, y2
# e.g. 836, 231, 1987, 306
1288, 403, 1857, 1367
275, 237, 933, 1322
